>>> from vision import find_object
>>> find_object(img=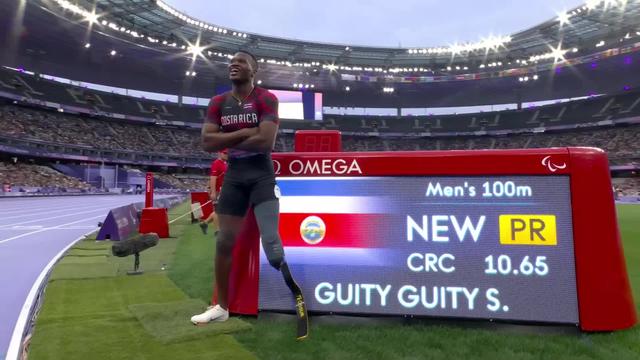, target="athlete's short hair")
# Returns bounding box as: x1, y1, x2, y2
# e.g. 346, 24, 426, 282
235, 50, 258, 70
